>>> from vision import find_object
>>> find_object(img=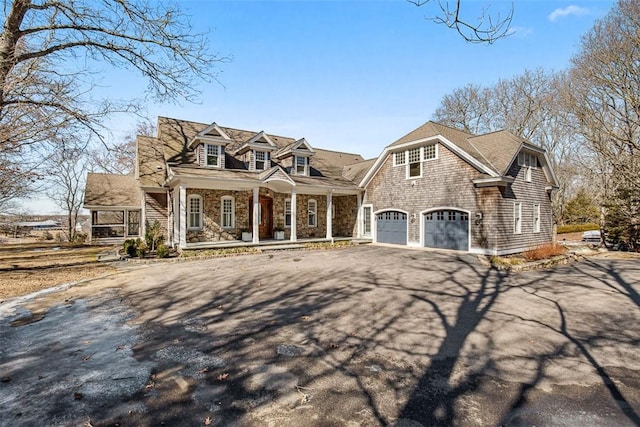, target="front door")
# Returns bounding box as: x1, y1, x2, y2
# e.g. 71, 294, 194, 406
249, 196, 273, 239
